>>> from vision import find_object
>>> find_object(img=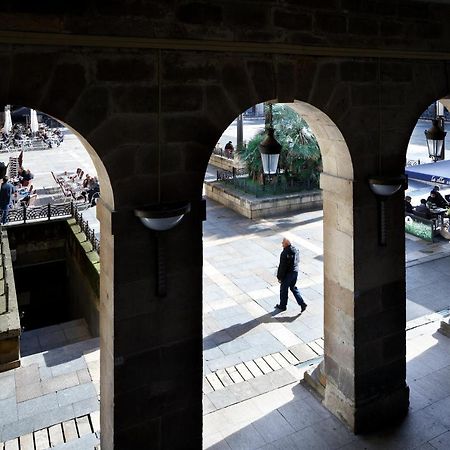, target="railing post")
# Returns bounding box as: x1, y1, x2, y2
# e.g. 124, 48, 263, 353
70, 201, 74, 217
22, 204, 27, 224
47, 203, 51, 220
